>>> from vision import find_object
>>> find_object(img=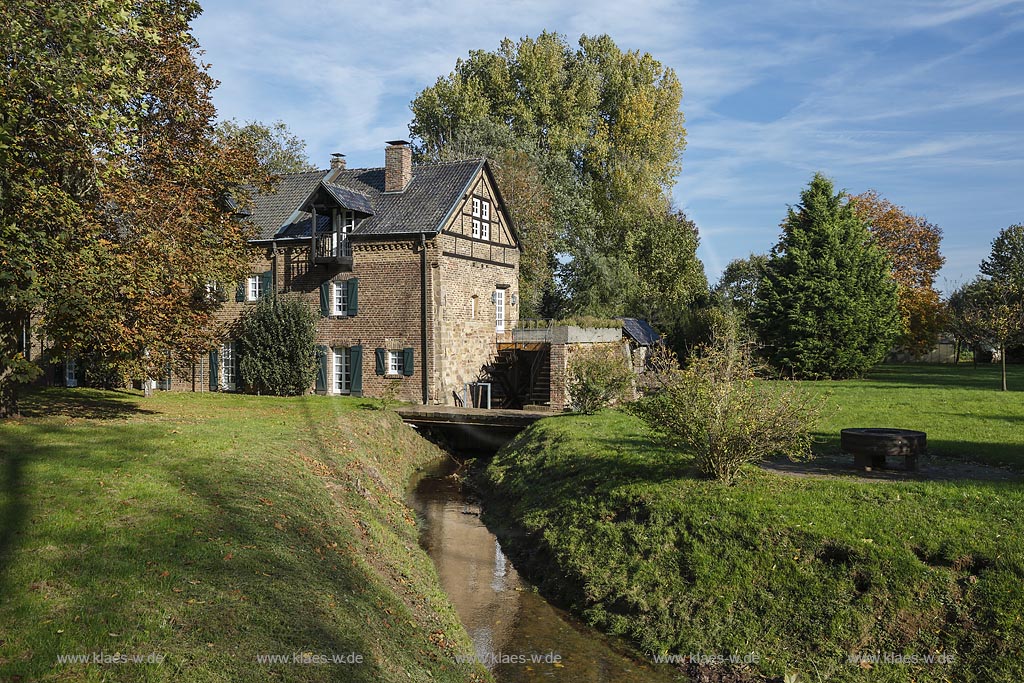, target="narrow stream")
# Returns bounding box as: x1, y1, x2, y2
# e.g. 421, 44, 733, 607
407, 457, 683, 683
